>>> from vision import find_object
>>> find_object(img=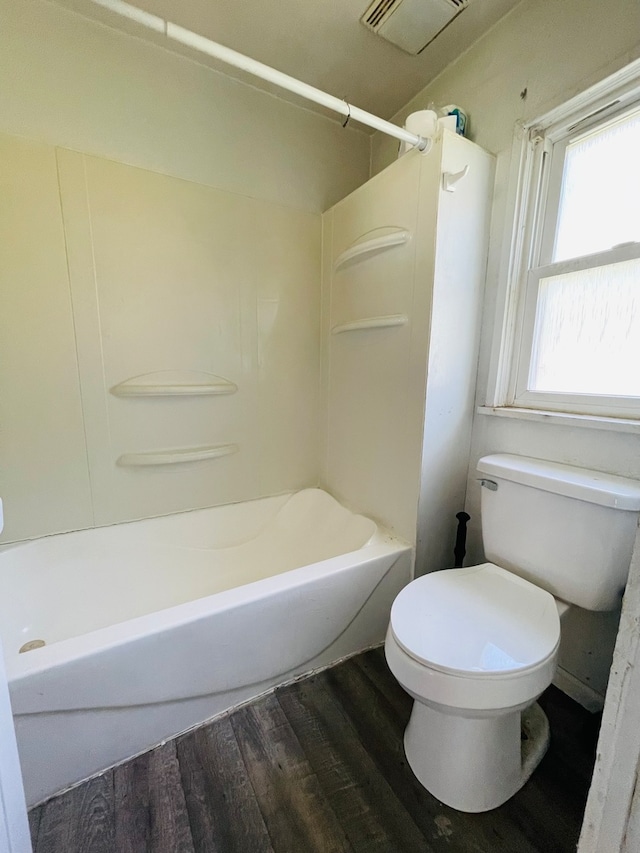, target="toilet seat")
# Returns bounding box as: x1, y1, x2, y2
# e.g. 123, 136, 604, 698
390, 563, 560, 679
